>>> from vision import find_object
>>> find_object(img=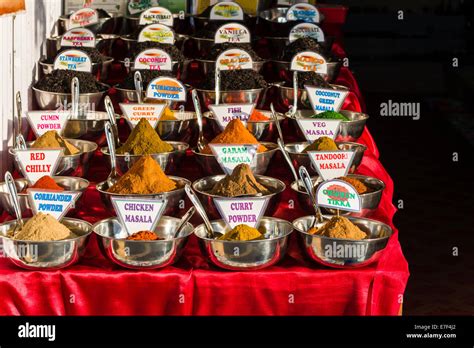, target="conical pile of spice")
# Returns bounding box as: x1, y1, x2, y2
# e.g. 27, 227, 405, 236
307, 216, 367, 240
32, 130, 80, 155
218, 224, 264, 241
22, 175, 64, 192
211, 164, 270, 197
107, 155, 177, 194
202, 119, 267, 154
337, 177, 370, 194
117, 118, 173, 155
303, 136, 338, 152
12, 213, 75, 241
